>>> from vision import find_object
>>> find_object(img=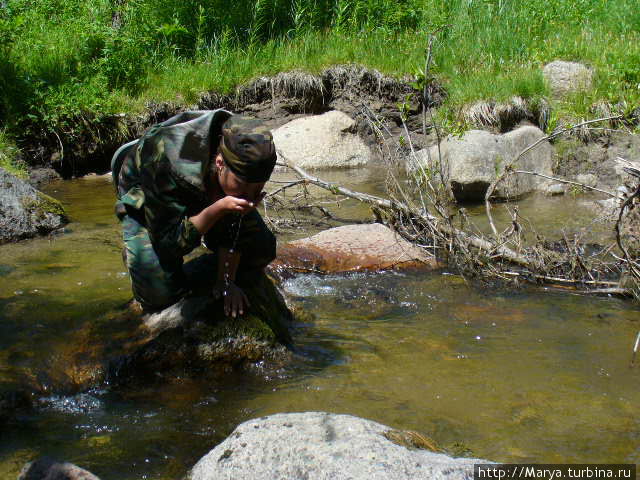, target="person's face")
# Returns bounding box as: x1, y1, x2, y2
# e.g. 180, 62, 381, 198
215, 153, 265, 202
